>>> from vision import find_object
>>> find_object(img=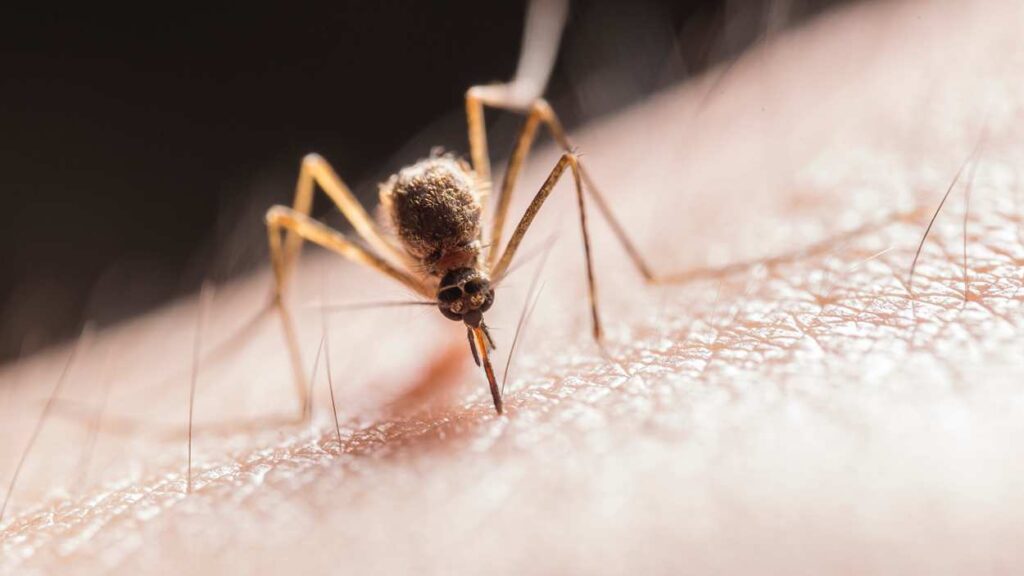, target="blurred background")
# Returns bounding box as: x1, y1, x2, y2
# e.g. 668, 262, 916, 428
0, 0, 842, 361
